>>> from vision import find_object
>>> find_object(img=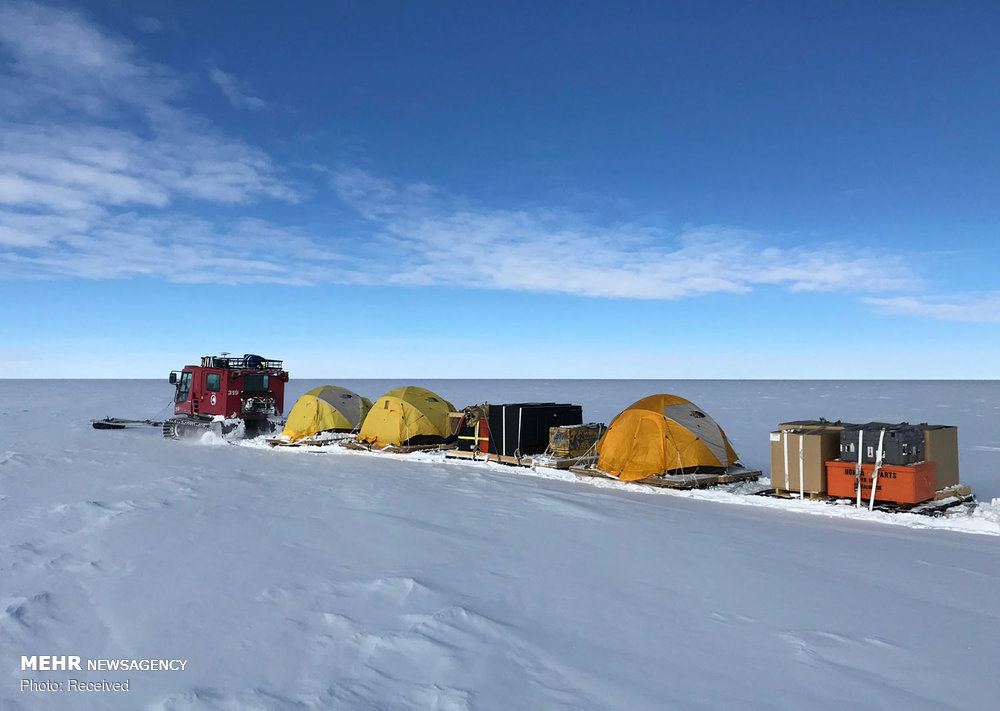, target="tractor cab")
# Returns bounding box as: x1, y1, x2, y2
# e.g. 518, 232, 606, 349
169, 353, 288, 425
